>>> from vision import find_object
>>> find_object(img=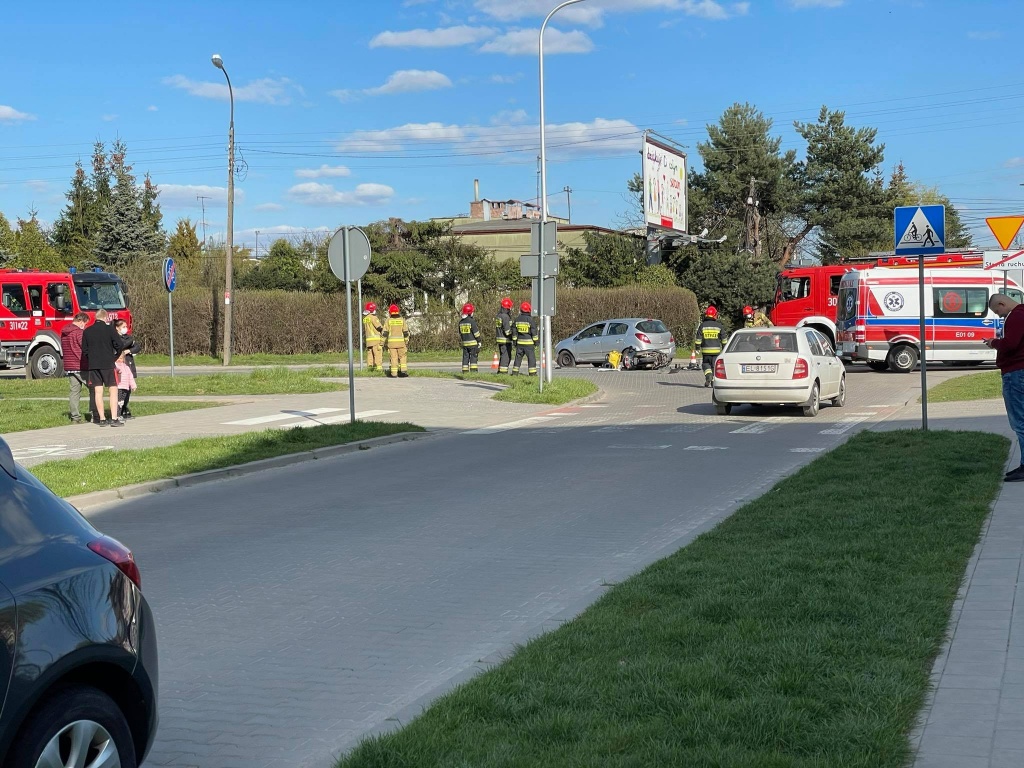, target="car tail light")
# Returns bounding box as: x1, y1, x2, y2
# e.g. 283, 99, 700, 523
89, 536, 141, 589
669, 335, 675, 343
792, 358, 809, 379
714, 358, 726, 379
635, 332, 651, 344
854, 325, 867, 343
